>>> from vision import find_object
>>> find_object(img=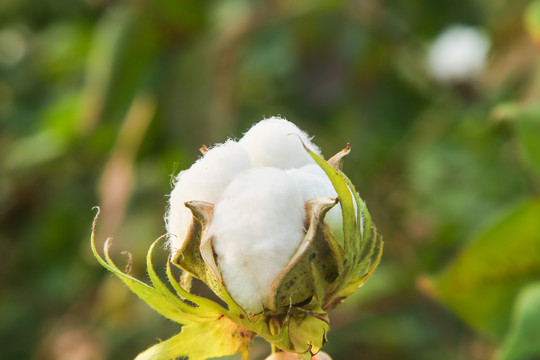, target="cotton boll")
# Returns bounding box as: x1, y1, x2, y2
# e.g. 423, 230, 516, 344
209, 167, 306, 313
165, 140, 251, 252
427, 25, 490, 83
239, 117, 322, 169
